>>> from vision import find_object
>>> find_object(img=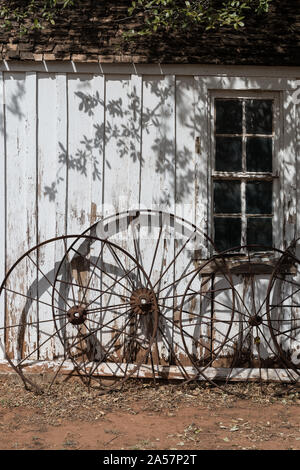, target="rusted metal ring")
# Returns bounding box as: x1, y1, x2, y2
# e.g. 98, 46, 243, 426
52, 235, 159, 393
79, 209, 221, 384
179, 244, 298, 396
266, 239, 300, 380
